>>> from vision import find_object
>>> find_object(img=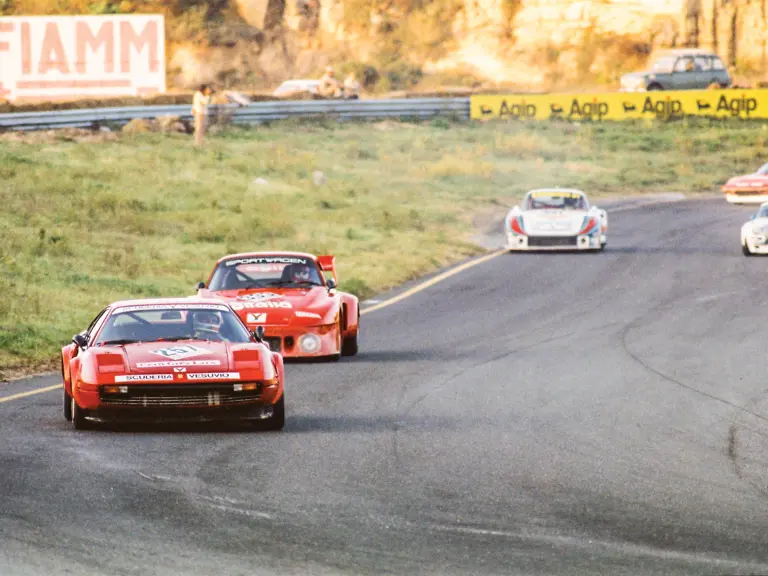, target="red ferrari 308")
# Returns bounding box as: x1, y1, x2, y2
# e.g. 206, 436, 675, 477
196, 252, 360, 360
61, 298, 285, 430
